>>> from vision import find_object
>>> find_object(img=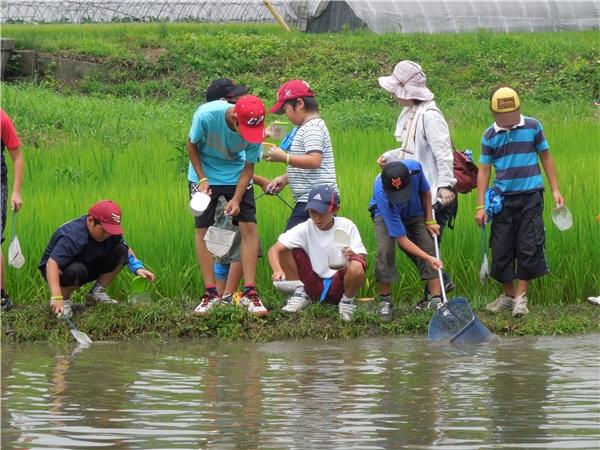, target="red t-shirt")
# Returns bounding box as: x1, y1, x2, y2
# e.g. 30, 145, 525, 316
1, 109, 20, 151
